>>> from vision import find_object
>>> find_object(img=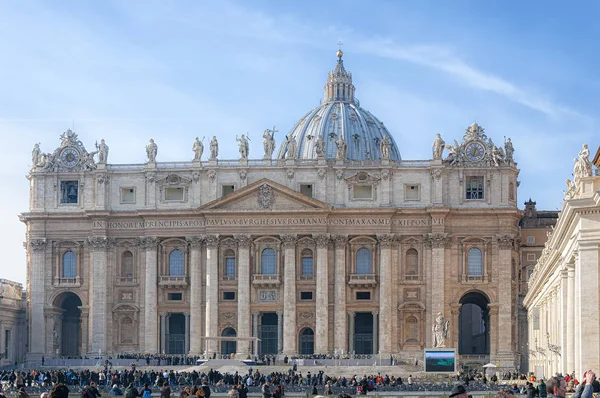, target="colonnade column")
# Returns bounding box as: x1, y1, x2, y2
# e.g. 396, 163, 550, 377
377, 234, 393, 355
187, 236, 204, 355
566, 263, 575, 374
204, 235, 220, 356
496, 235, 515, 365
348, 312, 355, 354
314, 234, 330, 354
88, 237, 109, 354
281, 235, 297, 355
142, 237, 159, 353
235, 234, 253, 357
576, 243, 600, 372
28, 238, 47, 358
333, 236, 348, 354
